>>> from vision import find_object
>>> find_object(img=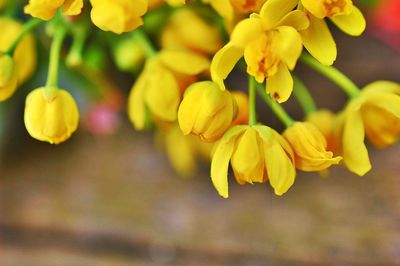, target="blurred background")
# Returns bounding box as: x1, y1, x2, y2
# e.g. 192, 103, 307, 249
0, 0, 400, 265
